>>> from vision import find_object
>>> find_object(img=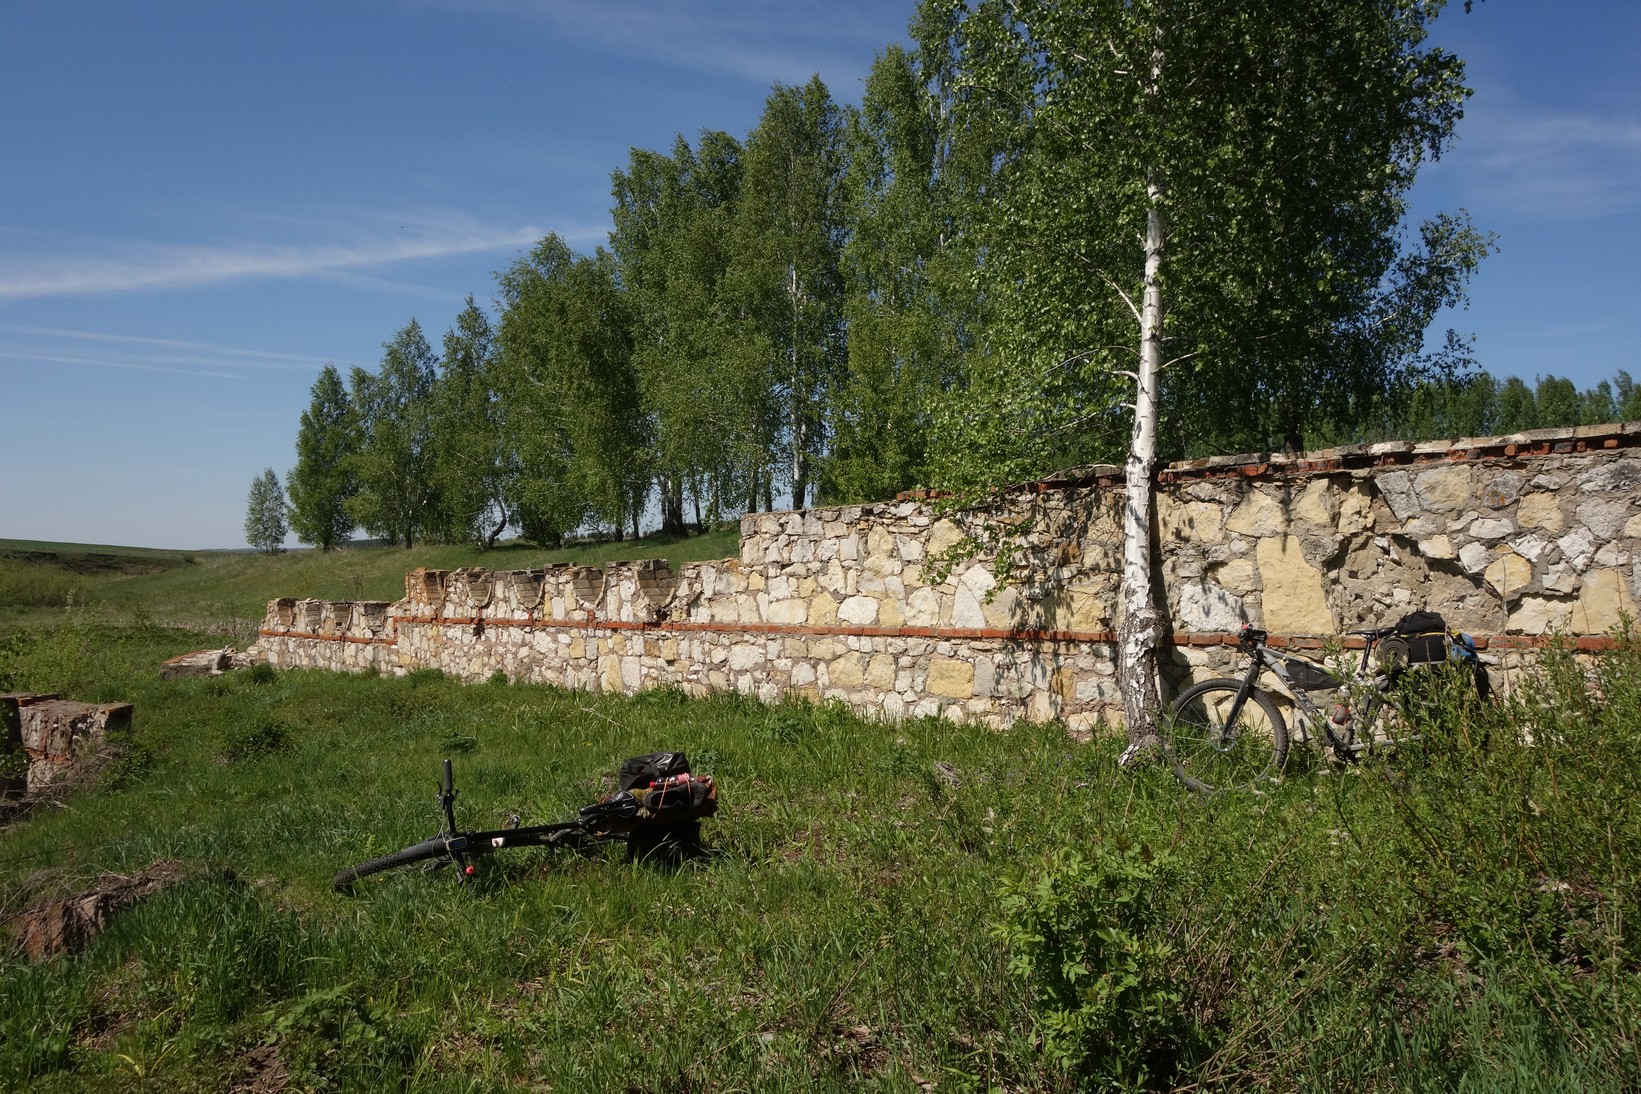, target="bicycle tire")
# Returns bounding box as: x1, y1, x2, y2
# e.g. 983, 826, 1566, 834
332, 836, 450, 890
1165, 679, 1289, 792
